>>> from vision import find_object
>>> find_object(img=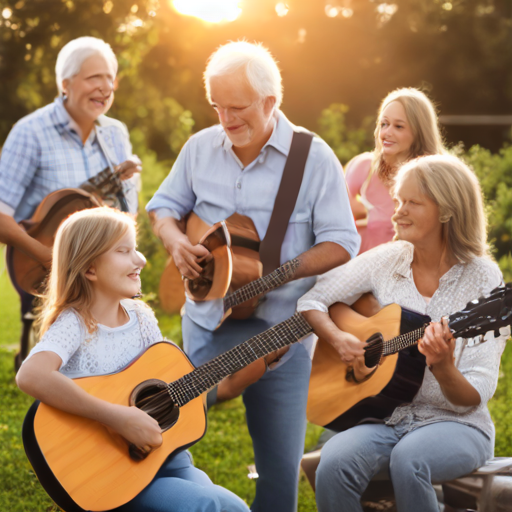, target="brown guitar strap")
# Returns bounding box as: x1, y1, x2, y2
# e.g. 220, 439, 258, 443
259, 131, 314, 276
